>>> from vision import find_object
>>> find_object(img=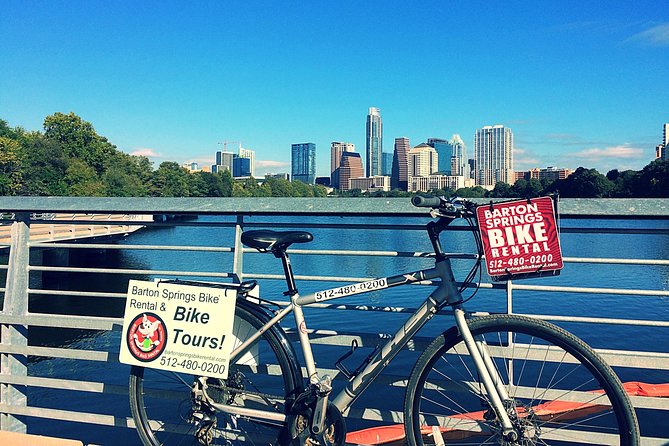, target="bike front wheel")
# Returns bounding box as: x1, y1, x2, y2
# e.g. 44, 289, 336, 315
129, 303, 302, 446
404, 314, 639, 445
